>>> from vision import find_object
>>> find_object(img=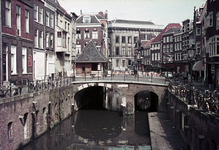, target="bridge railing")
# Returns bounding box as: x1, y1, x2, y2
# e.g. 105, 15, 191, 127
168, 78, 219, 115
0, 76, 74, 99
73, 71, 167, 84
